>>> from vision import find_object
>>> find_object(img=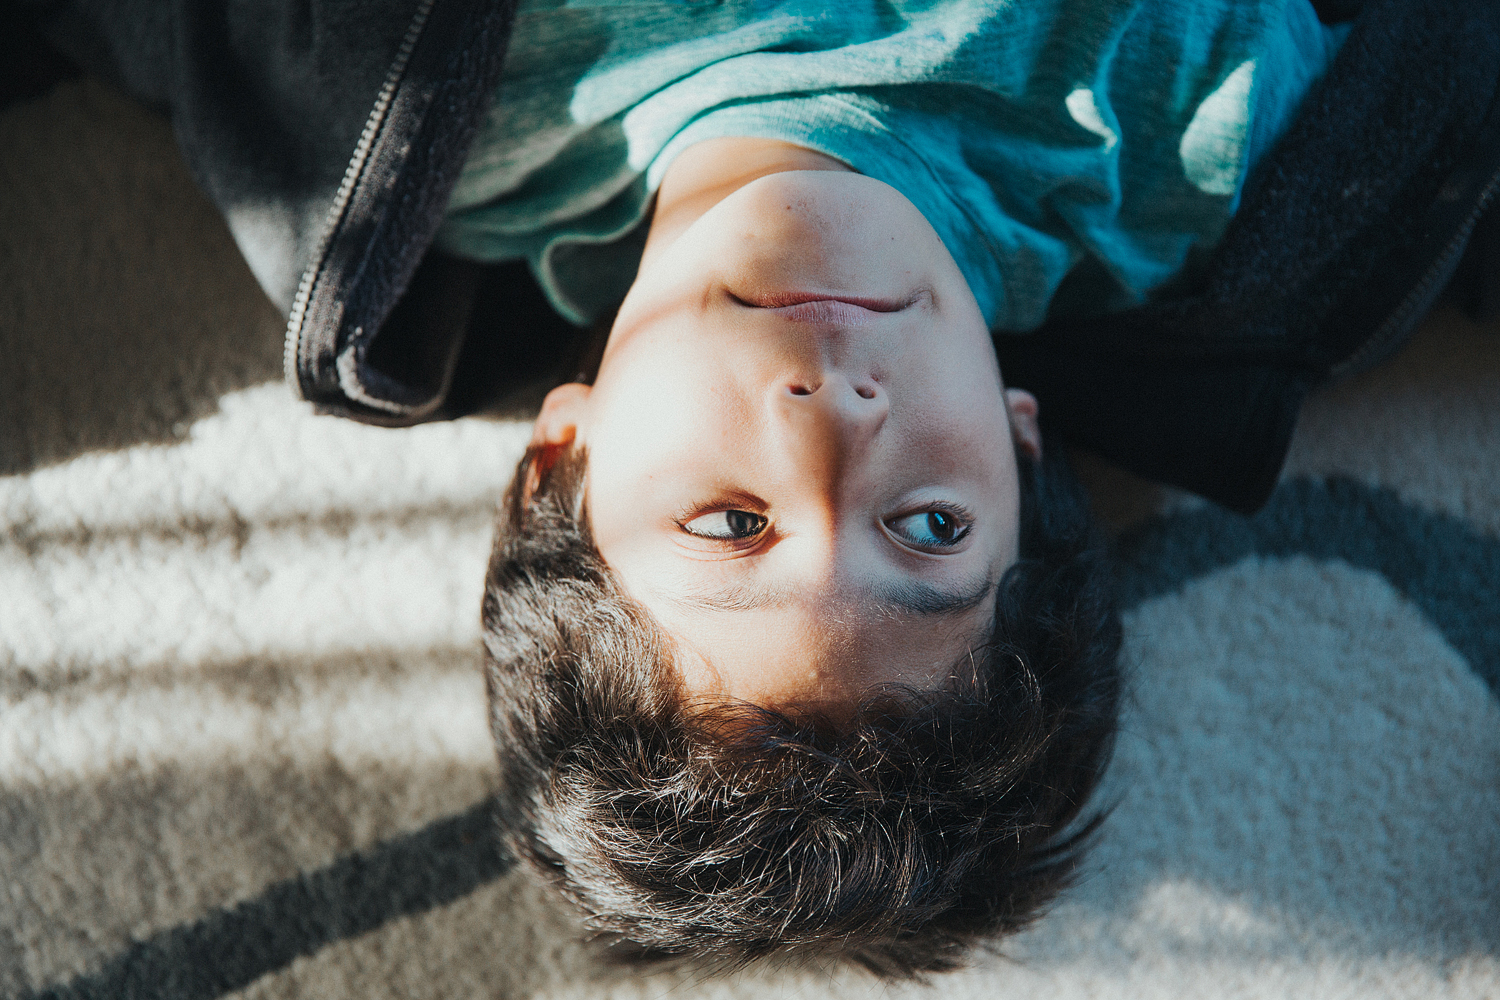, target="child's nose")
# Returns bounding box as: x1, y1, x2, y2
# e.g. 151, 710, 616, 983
774, 372, 888, 461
